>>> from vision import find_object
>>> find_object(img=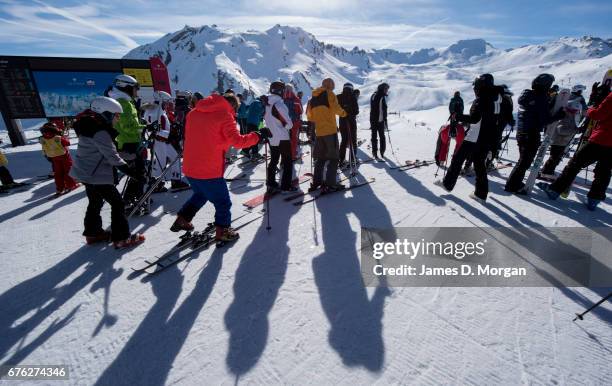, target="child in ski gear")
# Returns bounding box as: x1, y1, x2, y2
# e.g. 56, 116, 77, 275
542, 83, 612, 210
264, 81, 295, 192
70, 97, 145, 248
244, 96, 265, 158
283, 84, 304, 160
108, 74, 147, 206
171, 92, 260, 241
369, 83, 389, 159
504, 74, 565, 193
337, 82, 359, 167
540, 96, 582, 176
0, 149, 18, 191
143, 91, 188, 192
39, 122, 79, 196
435, 74, 509, 201
307, 78, 347, 192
